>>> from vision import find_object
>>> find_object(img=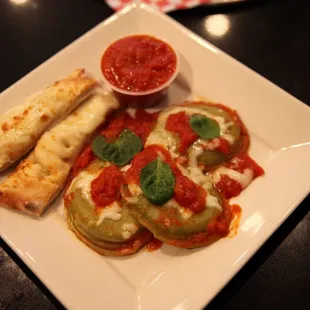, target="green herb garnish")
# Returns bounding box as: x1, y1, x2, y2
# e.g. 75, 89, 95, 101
92, 129, 142, 166
189, 114, 220, 139
140, 157, 175, 205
